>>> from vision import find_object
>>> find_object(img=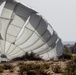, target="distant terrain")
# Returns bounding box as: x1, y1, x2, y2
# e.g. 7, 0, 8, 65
63, 41, 76, 45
